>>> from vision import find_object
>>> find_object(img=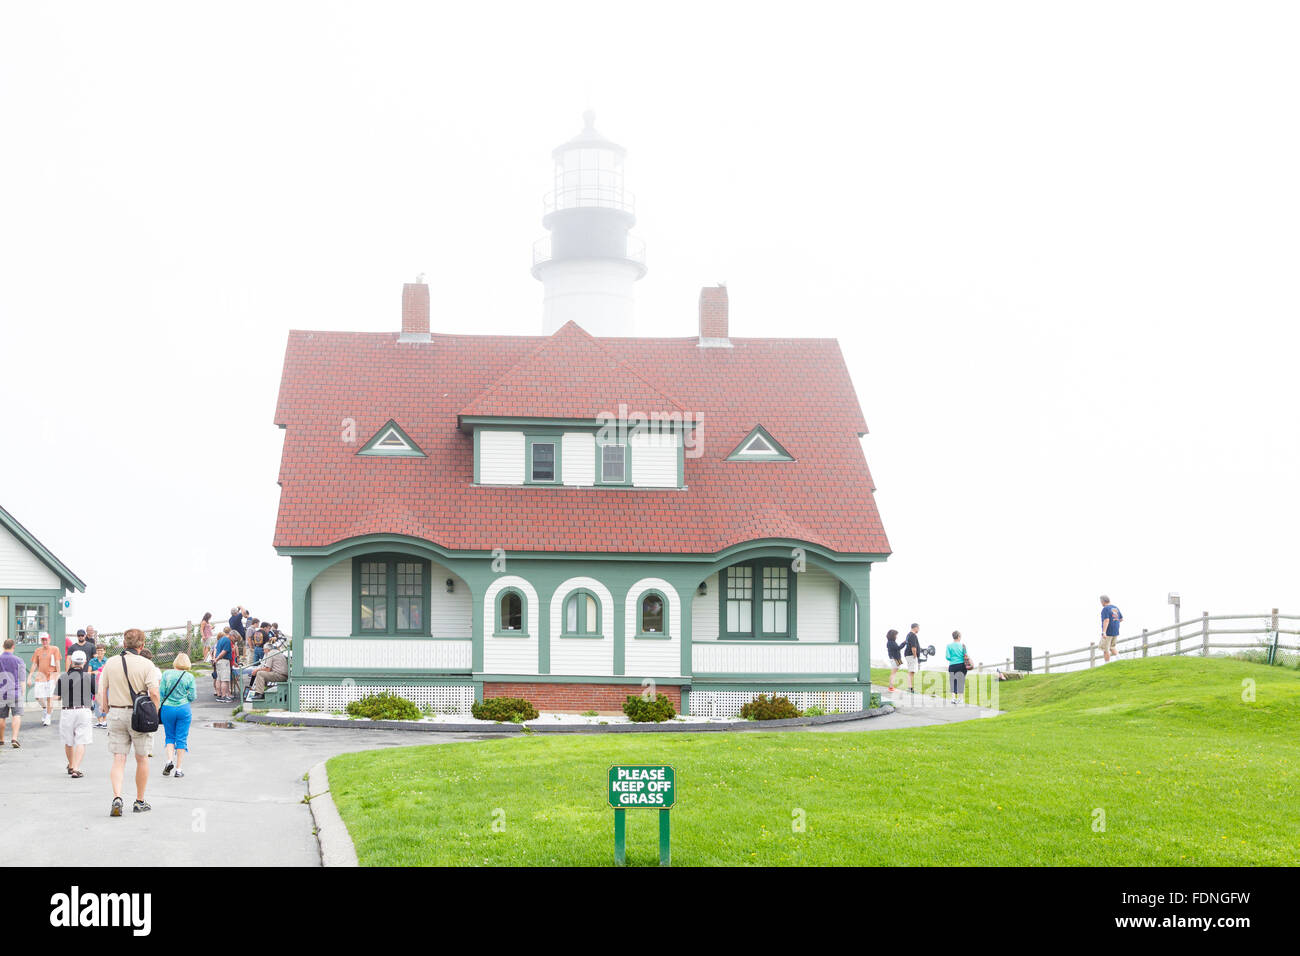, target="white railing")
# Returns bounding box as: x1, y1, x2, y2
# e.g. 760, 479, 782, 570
692, 641, 858, 675
971, 609, 1299, 674
543, 184, 636, 216
301, 638, 473, 671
